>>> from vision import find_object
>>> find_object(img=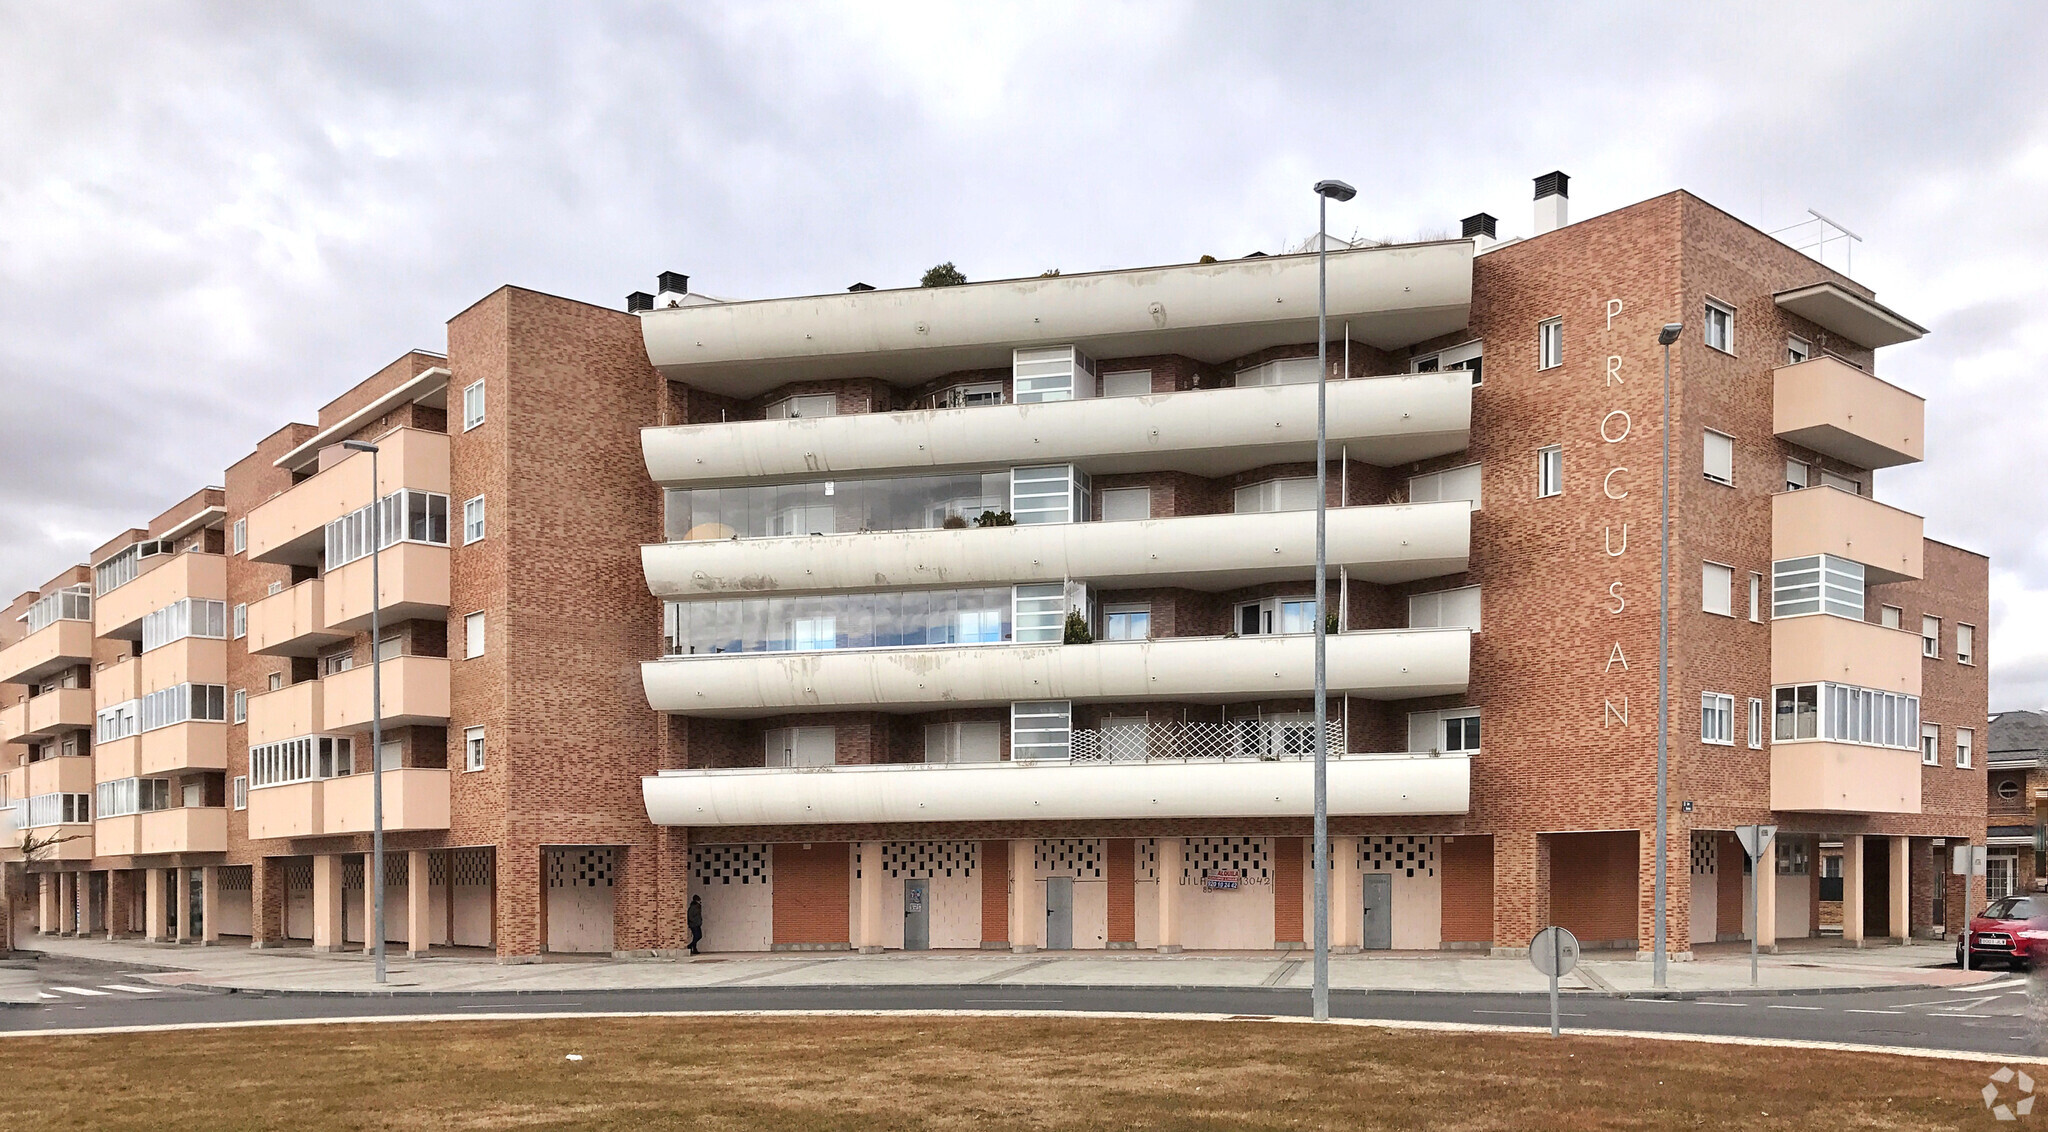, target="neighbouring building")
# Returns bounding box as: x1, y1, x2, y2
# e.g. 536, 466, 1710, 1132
2, 176, 1990, 959
1987, 710, 2048, 895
